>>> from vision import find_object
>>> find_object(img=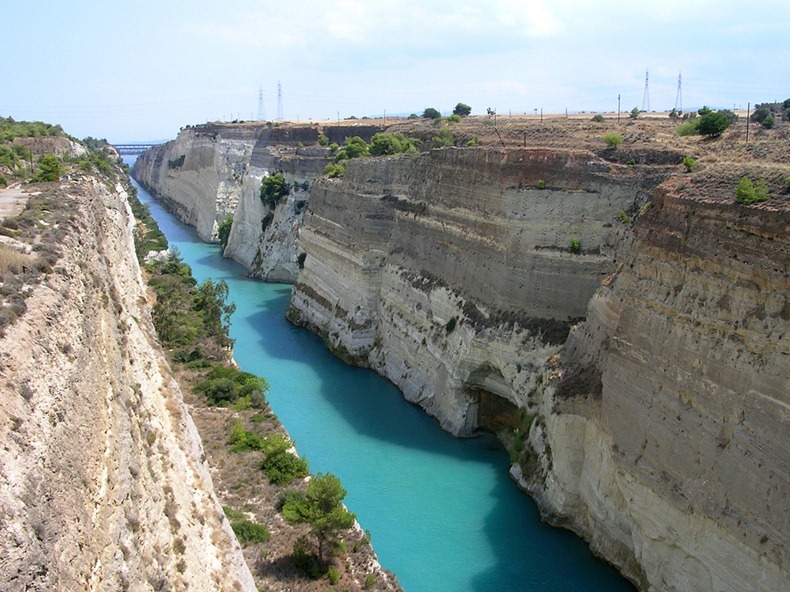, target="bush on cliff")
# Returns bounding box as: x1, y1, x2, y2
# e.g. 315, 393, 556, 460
369, 132, 420, 156
735, 176, 770, 204
603, 133, 622, 148
260, 172, 291, 207
218, 214, 233, 250
697, 111, 731, 137
195, 365, 269, 407
33, 154, 61, 182
261, 434, 309, 485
